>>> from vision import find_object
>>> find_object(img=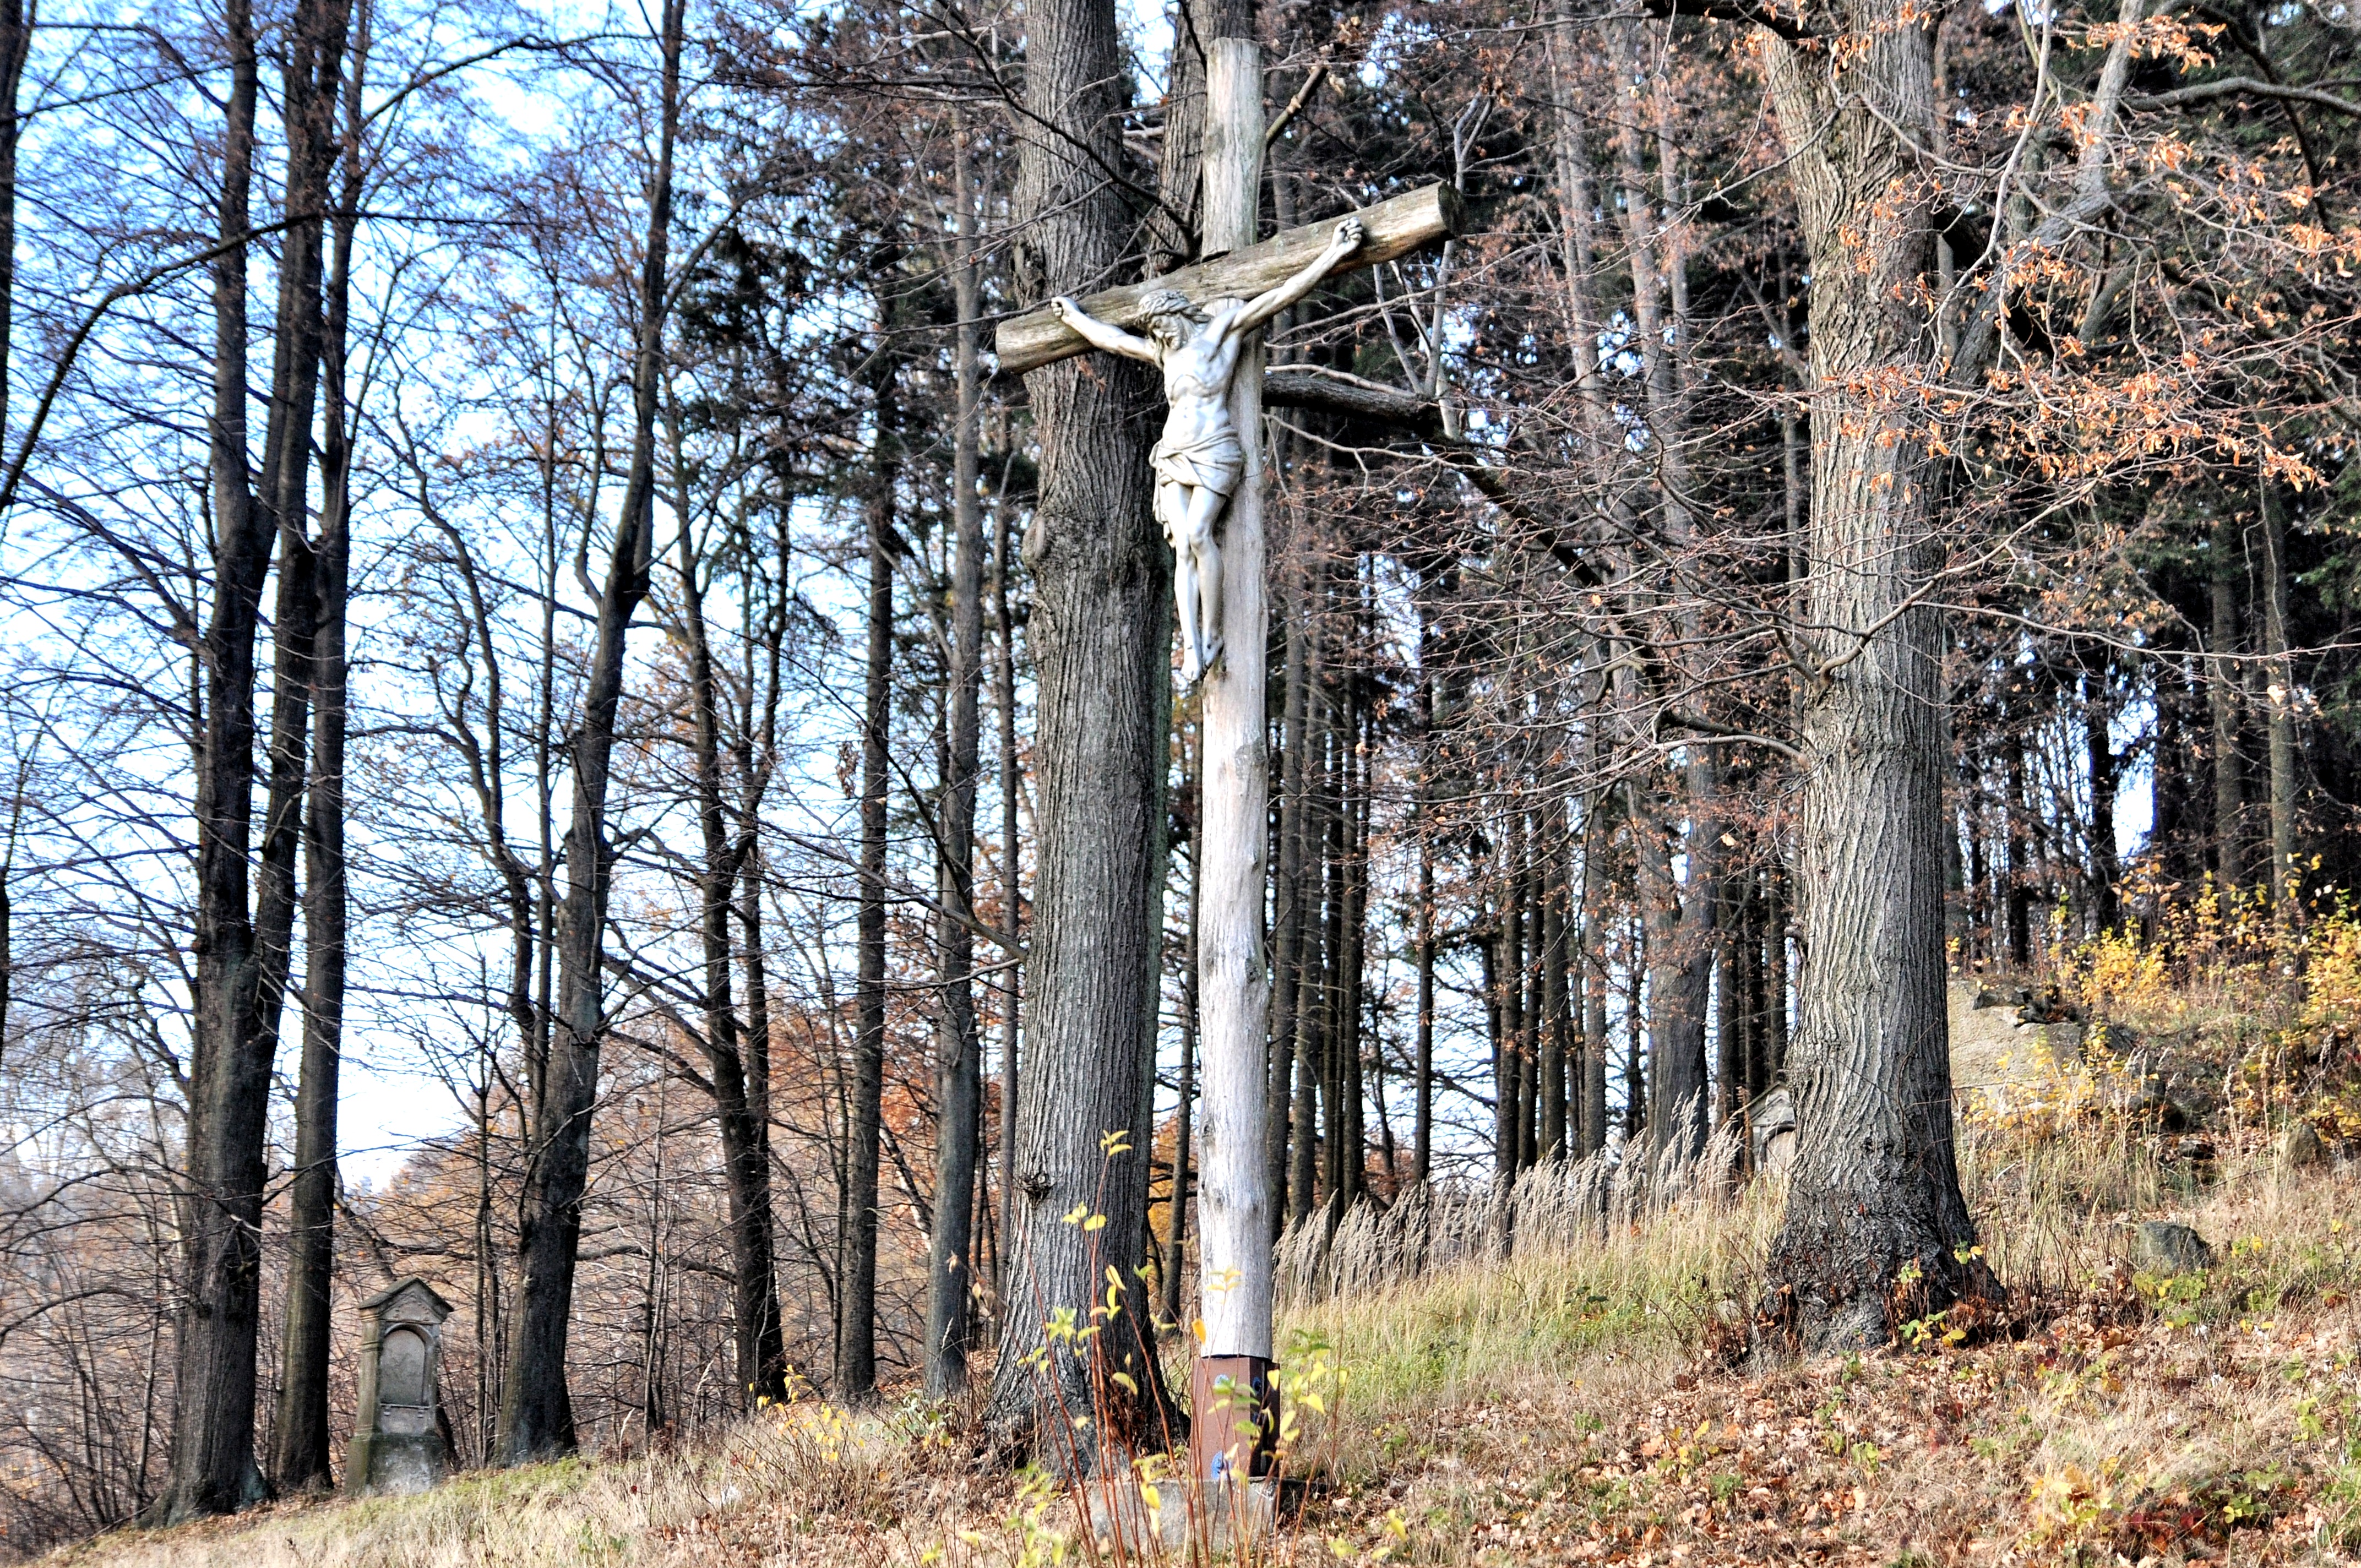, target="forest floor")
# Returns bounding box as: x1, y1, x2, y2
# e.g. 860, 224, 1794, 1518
41, 967, 2361, 1567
